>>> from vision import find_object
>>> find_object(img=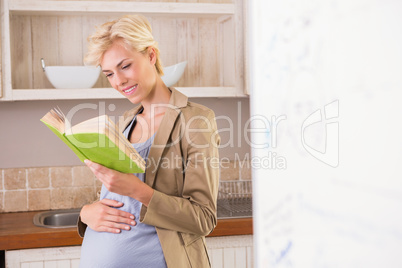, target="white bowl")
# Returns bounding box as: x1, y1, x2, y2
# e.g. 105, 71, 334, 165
41, 58, 101, 89
161, 61, 187, 87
